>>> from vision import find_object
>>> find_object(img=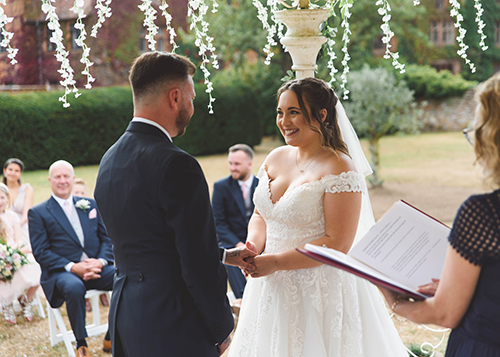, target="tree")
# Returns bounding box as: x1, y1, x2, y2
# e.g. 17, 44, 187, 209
316, 0, 431, 81
461, 0, 500, 82
344, 66, 422, 187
